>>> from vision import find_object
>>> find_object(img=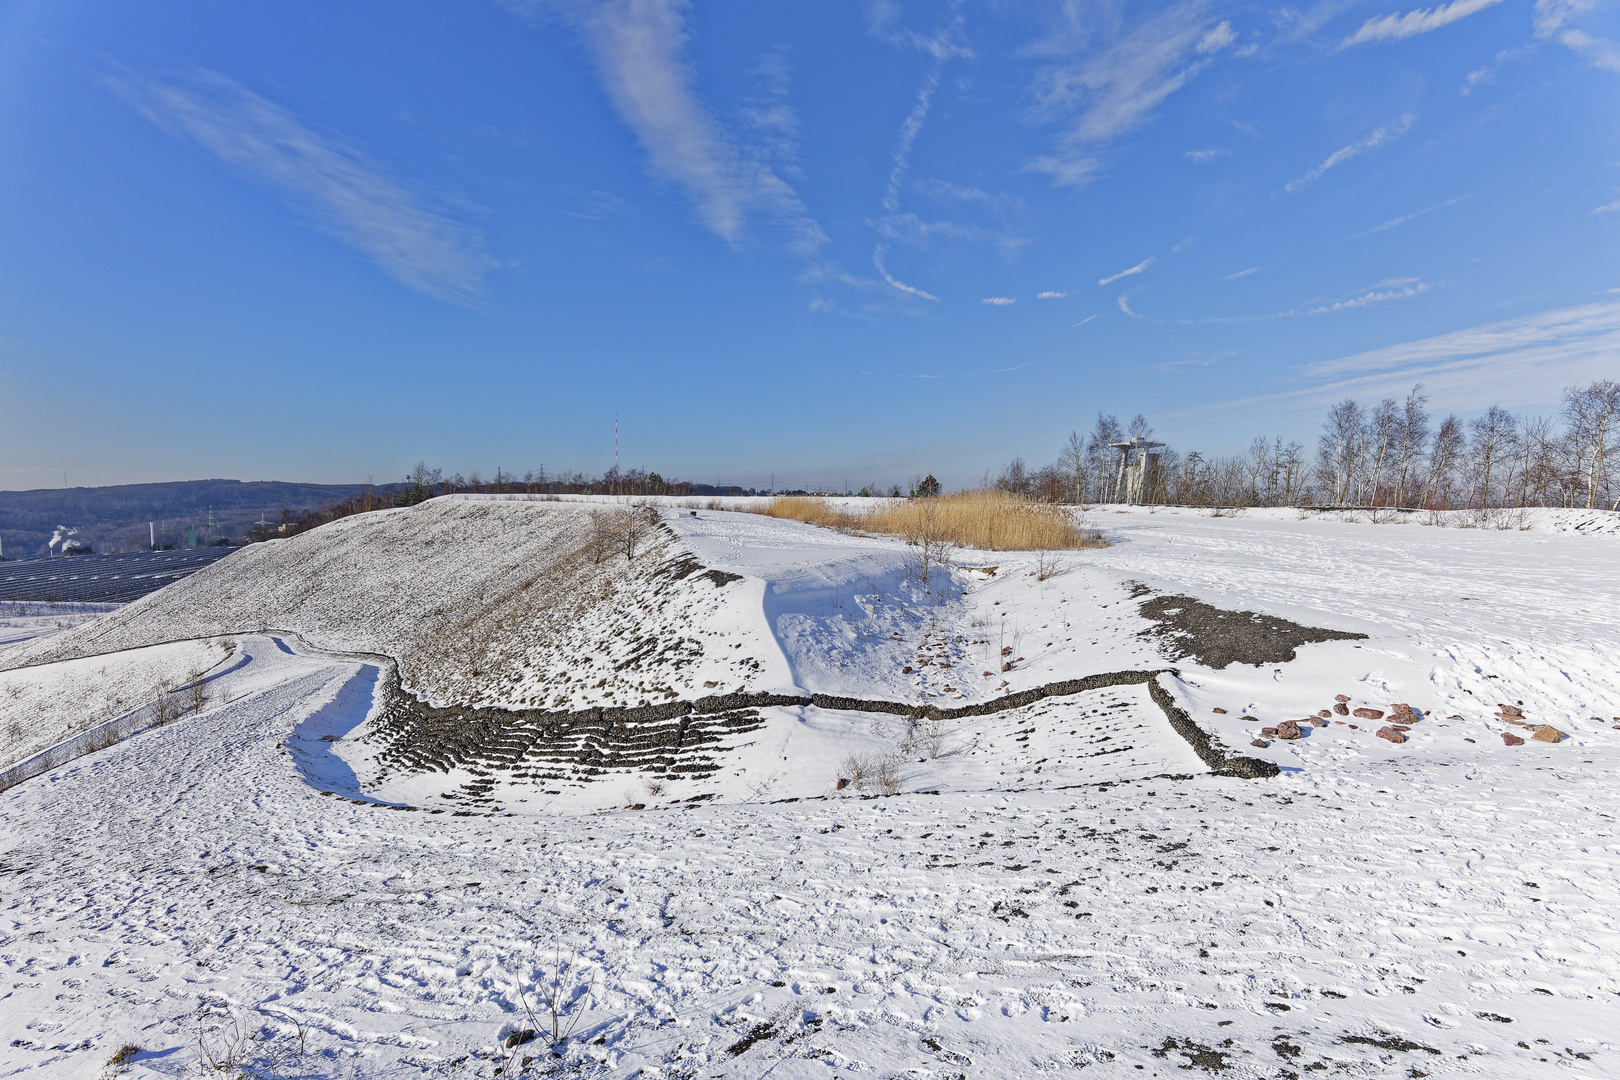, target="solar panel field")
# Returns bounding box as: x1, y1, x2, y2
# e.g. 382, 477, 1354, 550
0, 548, 238, 603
